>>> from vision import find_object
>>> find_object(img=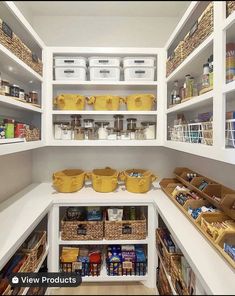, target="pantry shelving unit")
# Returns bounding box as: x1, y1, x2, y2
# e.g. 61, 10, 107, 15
0, 1, 45, 156
43, 47, 164, 147
163, 1, 235, 165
